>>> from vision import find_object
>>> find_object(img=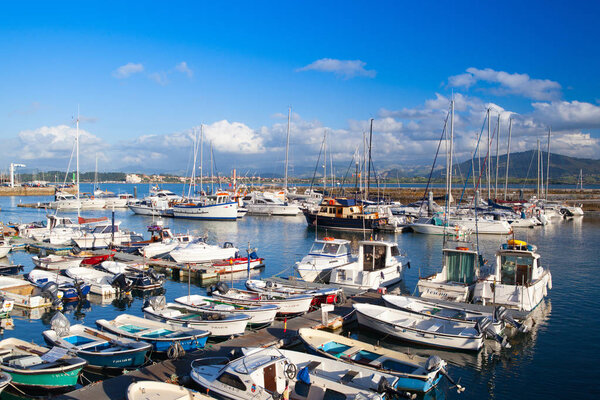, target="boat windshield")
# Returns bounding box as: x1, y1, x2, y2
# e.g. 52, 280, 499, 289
500, 254, 533, 285
310, 242, 340, 255
445, 251, 476, 284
